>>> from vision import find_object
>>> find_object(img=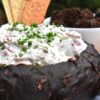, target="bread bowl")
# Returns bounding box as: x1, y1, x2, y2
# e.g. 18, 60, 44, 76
0, 23, 100, 100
